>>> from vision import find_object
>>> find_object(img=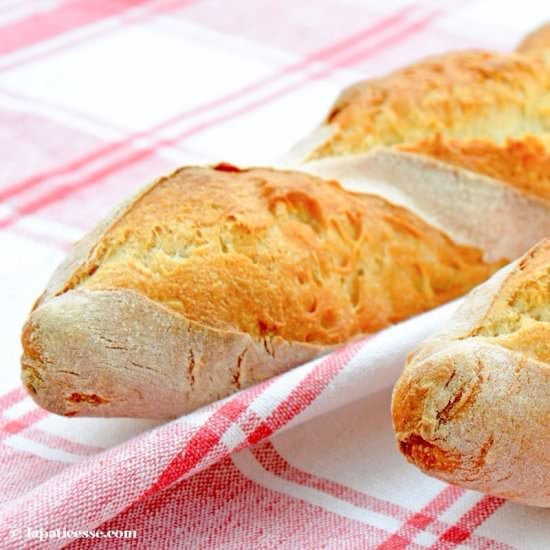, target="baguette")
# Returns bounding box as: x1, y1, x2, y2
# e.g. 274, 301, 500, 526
392, 239, 549, 507
23, 163, 520, 419
285, 25, 550, 207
